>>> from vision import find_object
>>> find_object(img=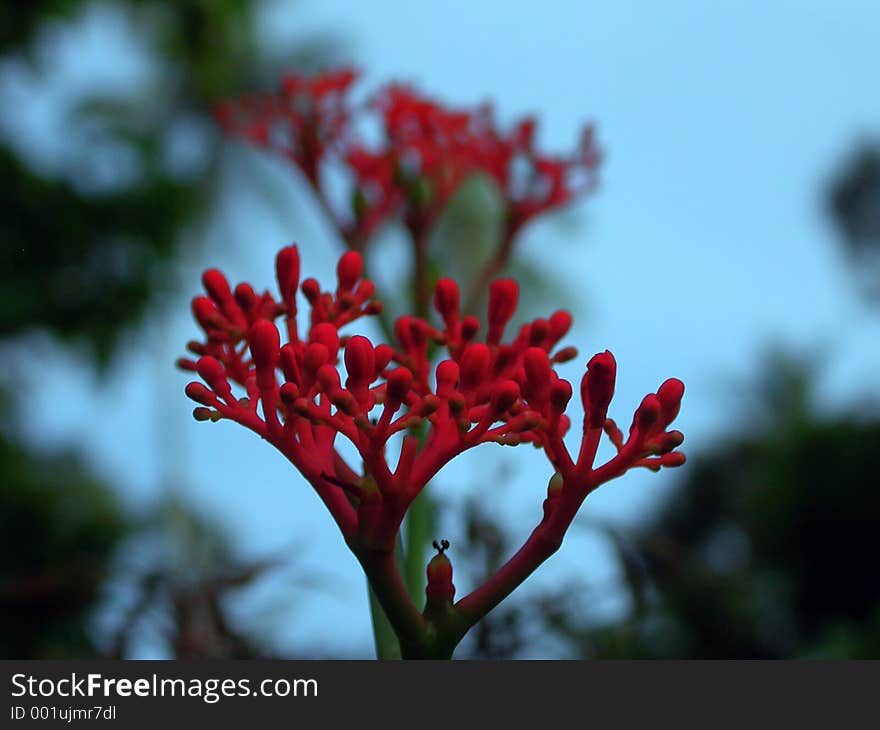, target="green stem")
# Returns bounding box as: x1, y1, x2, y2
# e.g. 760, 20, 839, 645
367, 580, 402, 659
403, 490, 435, 601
